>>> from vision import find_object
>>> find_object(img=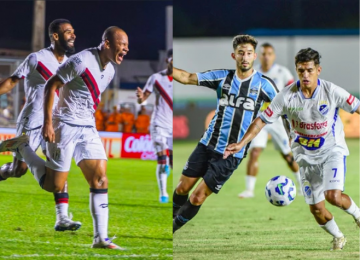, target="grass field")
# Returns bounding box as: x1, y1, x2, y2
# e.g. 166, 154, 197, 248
0, 157, 172, 259
173, 139, 360, 260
